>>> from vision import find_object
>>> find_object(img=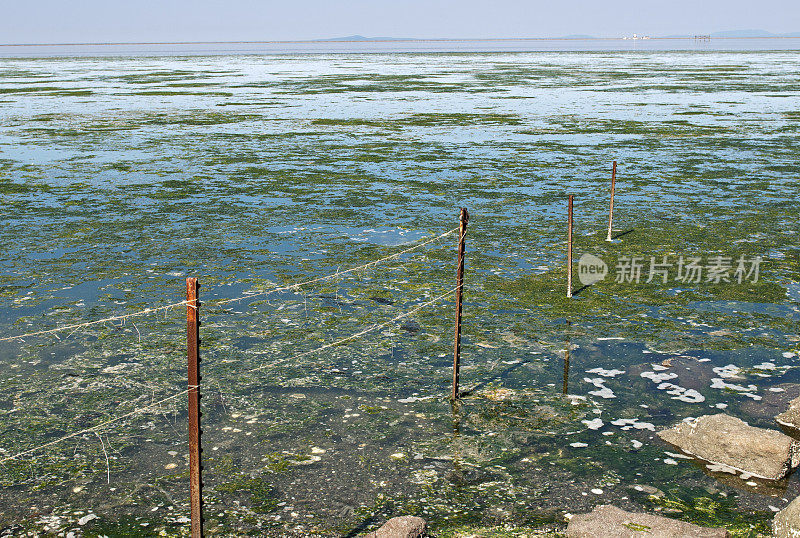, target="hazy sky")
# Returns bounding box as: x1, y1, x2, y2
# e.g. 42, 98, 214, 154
2, 0, 798, 44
